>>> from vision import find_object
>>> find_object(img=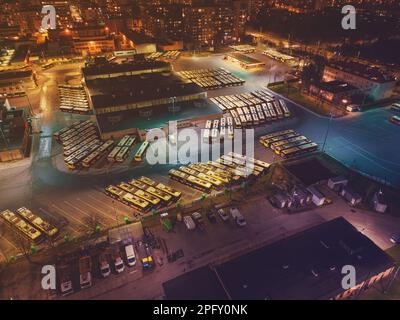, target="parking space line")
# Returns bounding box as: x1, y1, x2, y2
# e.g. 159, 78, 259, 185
1, 235, 19, 251
76, 198, 118, 223
51, 204, 89, 228
86, 193, 129, 215
63, 201, 107, 227
38, 207, 81, 235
